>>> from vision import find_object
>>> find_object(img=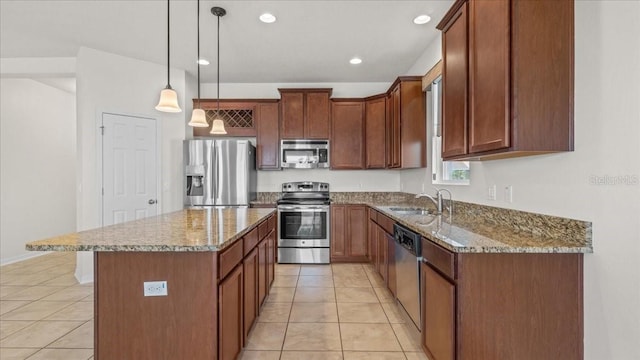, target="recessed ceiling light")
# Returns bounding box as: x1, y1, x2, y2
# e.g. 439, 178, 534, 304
197, 58, 210, 65
349, 57, 362, 65
413, 14, 431, 25
259, 13, 276, 23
